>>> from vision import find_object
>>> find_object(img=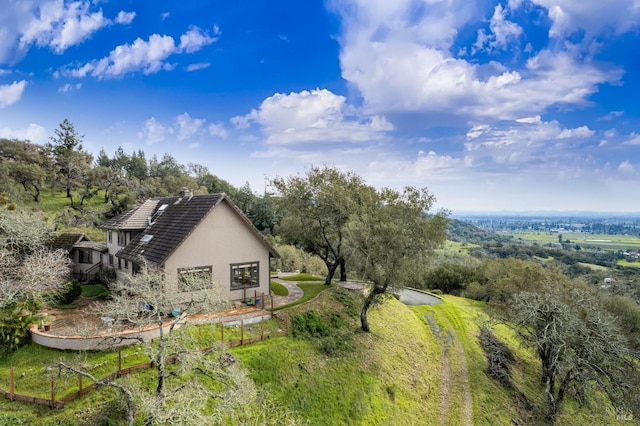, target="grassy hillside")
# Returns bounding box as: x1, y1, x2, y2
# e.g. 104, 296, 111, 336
0, 289, 621, 424
232, 289, 616, 425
